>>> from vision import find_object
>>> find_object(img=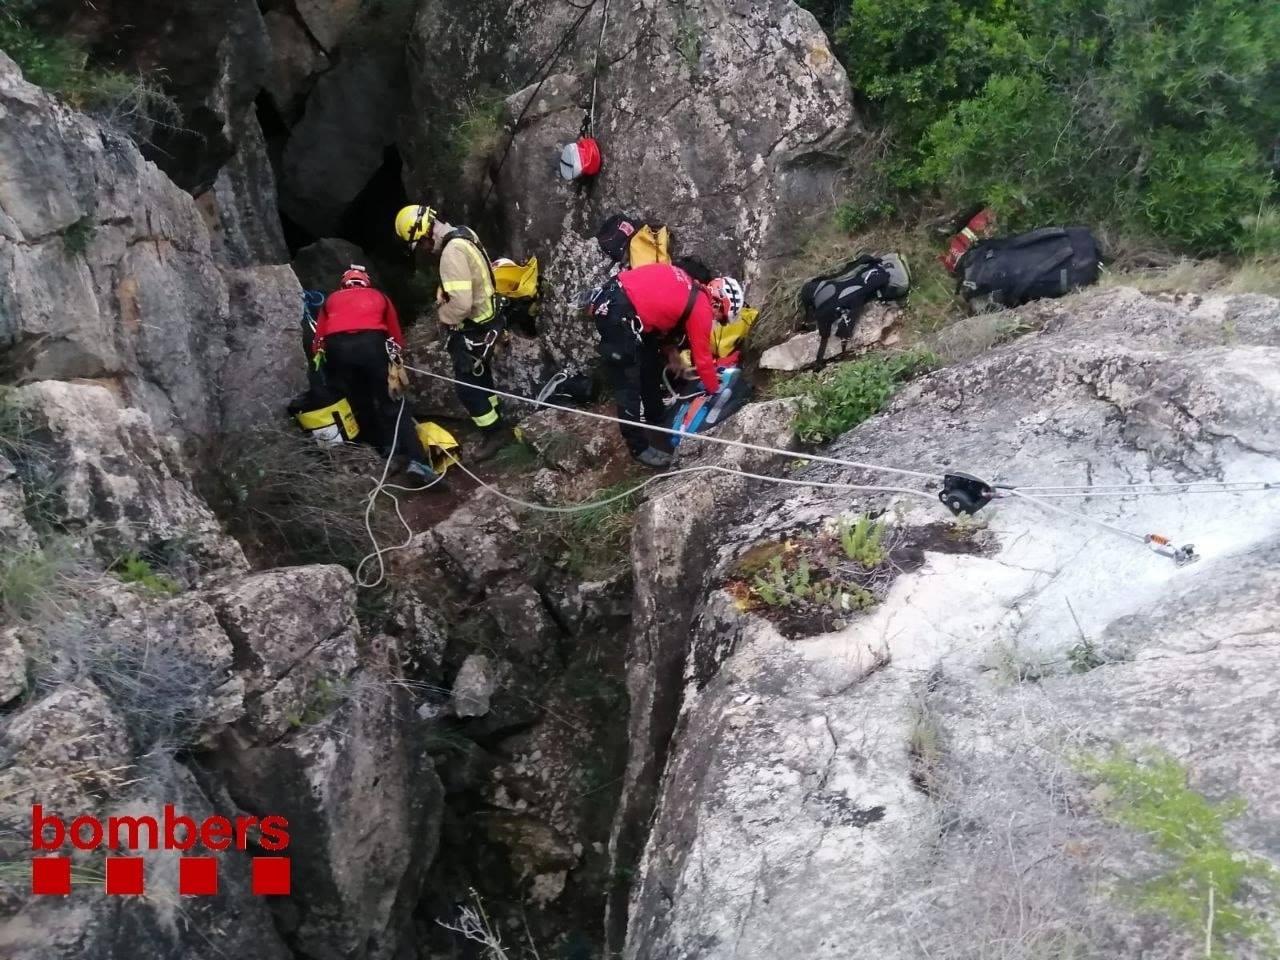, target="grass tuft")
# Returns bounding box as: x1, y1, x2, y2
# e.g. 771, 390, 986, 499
532, 476, 642, 578
769, 348, 936, 445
